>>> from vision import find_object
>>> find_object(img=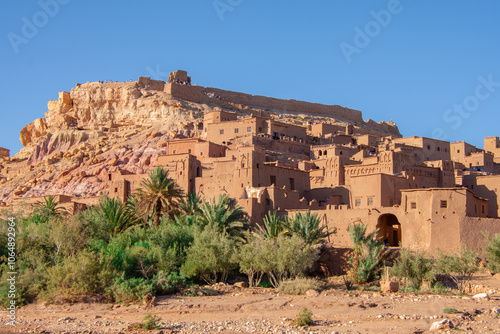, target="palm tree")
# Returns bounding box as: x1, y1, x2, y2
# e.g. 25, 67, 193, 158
256, 211, 286, 239
33, 195, 67, 217
285, 211, 334, 245
178, 193, 202, 217
97, 197, 138, 238
198, 194, 249, 241
348, 223, 388, 283
125, 196, 147, 227
134, 167, 184, 229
